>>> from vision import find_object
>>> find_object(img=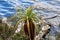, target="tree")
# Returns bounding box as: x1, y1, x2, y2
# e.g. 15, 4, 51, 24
11, 6, 40, 40
11, 6, 50, 40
